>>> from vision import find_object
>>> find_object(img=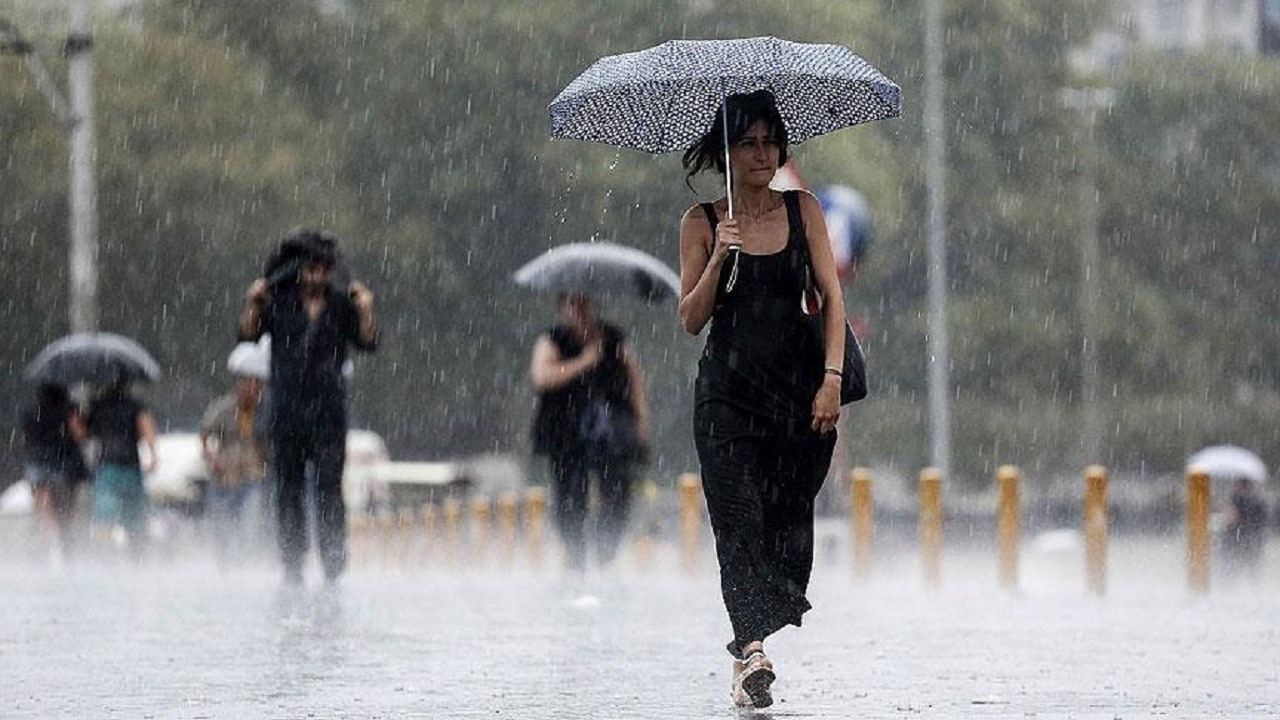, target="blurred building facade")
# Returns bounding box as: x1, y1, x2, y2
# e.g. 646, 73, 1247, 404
1118, 0, 1280, 55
